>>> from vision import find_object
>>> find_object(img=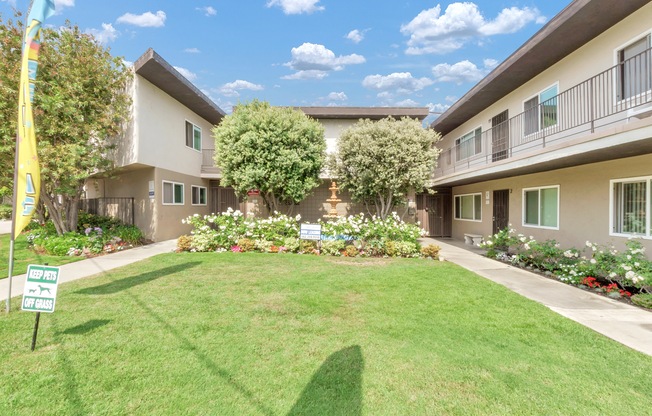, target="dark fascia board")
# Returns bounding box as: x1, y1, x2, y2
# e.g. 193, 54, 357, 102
297, 106, 430, 121
430, 0, 650, 136
133, 48, 226, 125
